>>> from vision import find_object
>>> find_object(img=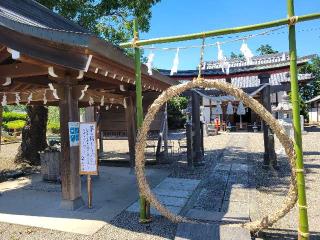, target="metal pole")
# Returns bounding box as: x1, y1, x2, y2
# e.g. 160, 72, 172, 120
288, 0, 309, 239
134, 18, 151, 223
120, 13, 320, 48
